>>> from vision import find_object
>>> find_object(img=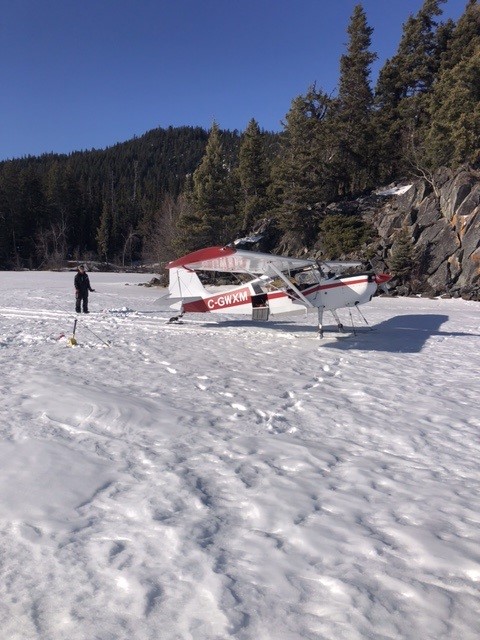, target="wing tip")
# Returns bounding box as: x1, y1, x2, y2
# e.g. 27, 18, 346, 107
166, 246, 236, 269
